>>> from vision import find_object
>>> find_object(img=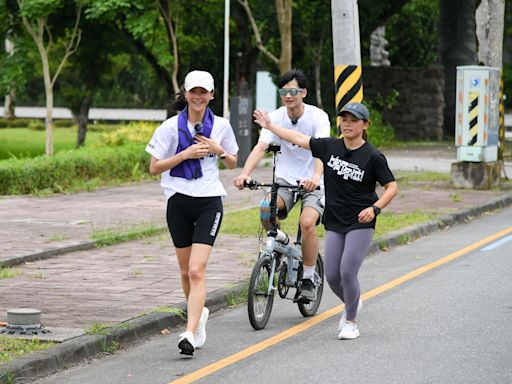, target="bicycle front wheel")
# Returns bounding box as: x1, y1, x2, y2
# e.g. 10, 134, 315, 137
248, 254, 275, 330
298, 253, 324, 317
